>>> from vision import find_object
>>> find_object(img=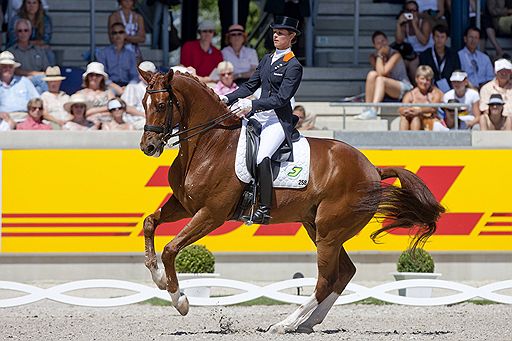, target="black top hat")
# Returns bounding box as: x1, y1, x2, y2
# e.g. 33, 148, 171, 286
270, 16, 301, 35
